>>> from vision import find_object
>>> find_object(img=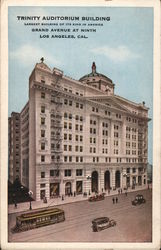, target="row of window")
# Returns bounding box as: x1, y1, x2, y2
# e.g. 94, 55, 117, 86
90, 119, 97, 125
40, 155, 146, 164
126, 127, 137, 132
126, 150, 137, 155
90, 147, 96, 153
64, 156, 83, 163
41, 168, 83, 178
